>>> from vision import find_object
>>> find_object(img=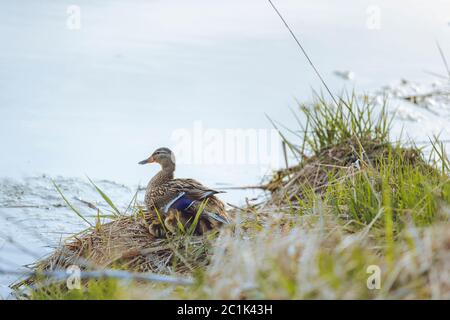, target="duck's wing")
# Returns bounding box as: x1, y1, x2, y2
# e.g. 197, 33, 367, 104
163, 191, 193, 213
163, 179, 229, 224
173, 178, 224, 200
